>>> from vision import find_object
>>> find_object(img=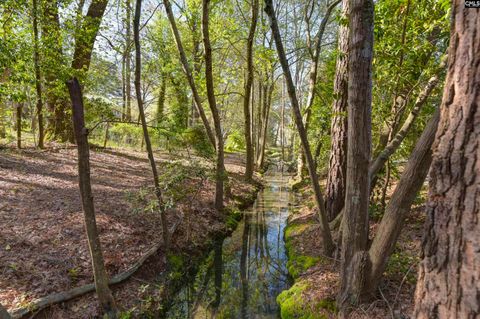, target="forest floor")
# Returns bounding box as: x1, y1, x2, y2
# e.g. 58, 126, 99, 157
279, 179, 425, 319
0, 144, 260, 318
